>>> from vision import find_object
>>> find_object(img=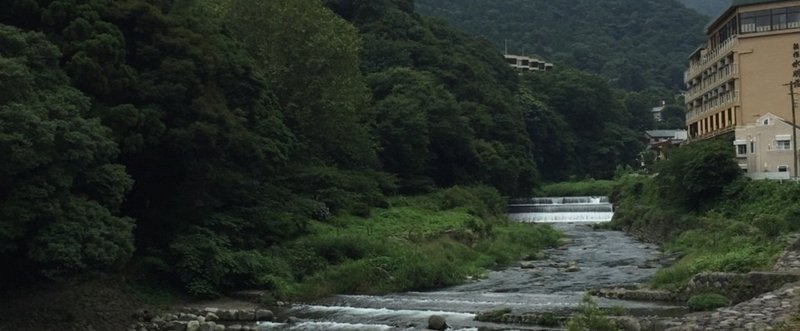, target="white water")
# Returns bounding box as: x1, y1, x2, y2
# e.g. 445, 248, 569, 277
507, 196, 614, 223
254, 197, 671, 330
